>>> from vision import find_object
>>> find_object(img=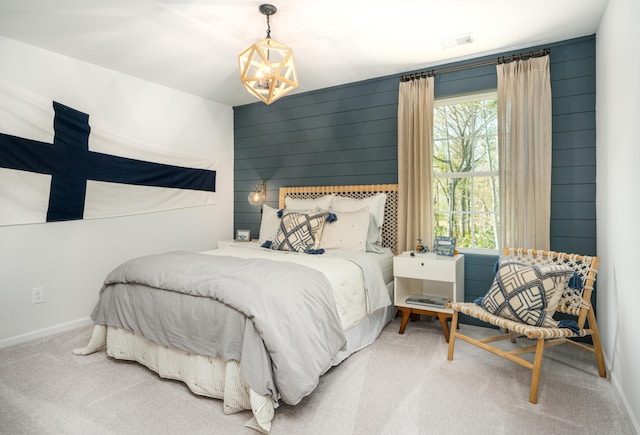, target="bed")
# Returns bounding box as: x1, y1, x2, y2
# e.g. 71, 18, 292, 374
74, 184, 398, 433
